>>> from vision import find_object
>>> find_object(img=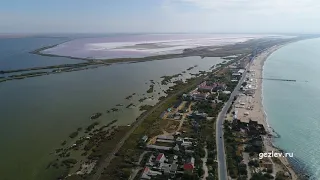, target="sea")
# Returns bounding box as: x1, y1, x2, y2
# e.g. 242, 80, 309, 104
263, 38, 320, 179
0, 35, 224, 180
